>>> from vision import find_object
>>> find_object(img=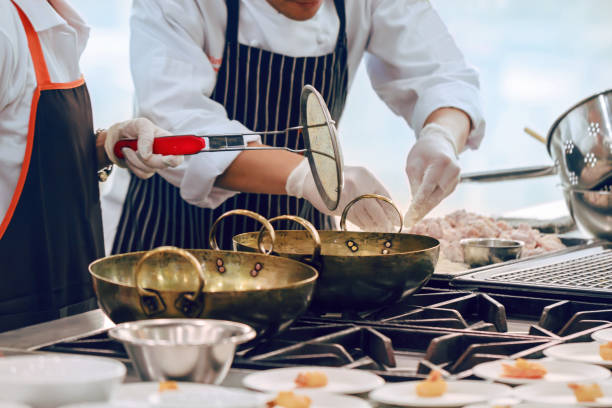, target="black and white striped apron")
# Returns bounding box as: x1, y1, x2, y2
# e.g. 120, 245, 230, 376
112, 0, 348, 253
